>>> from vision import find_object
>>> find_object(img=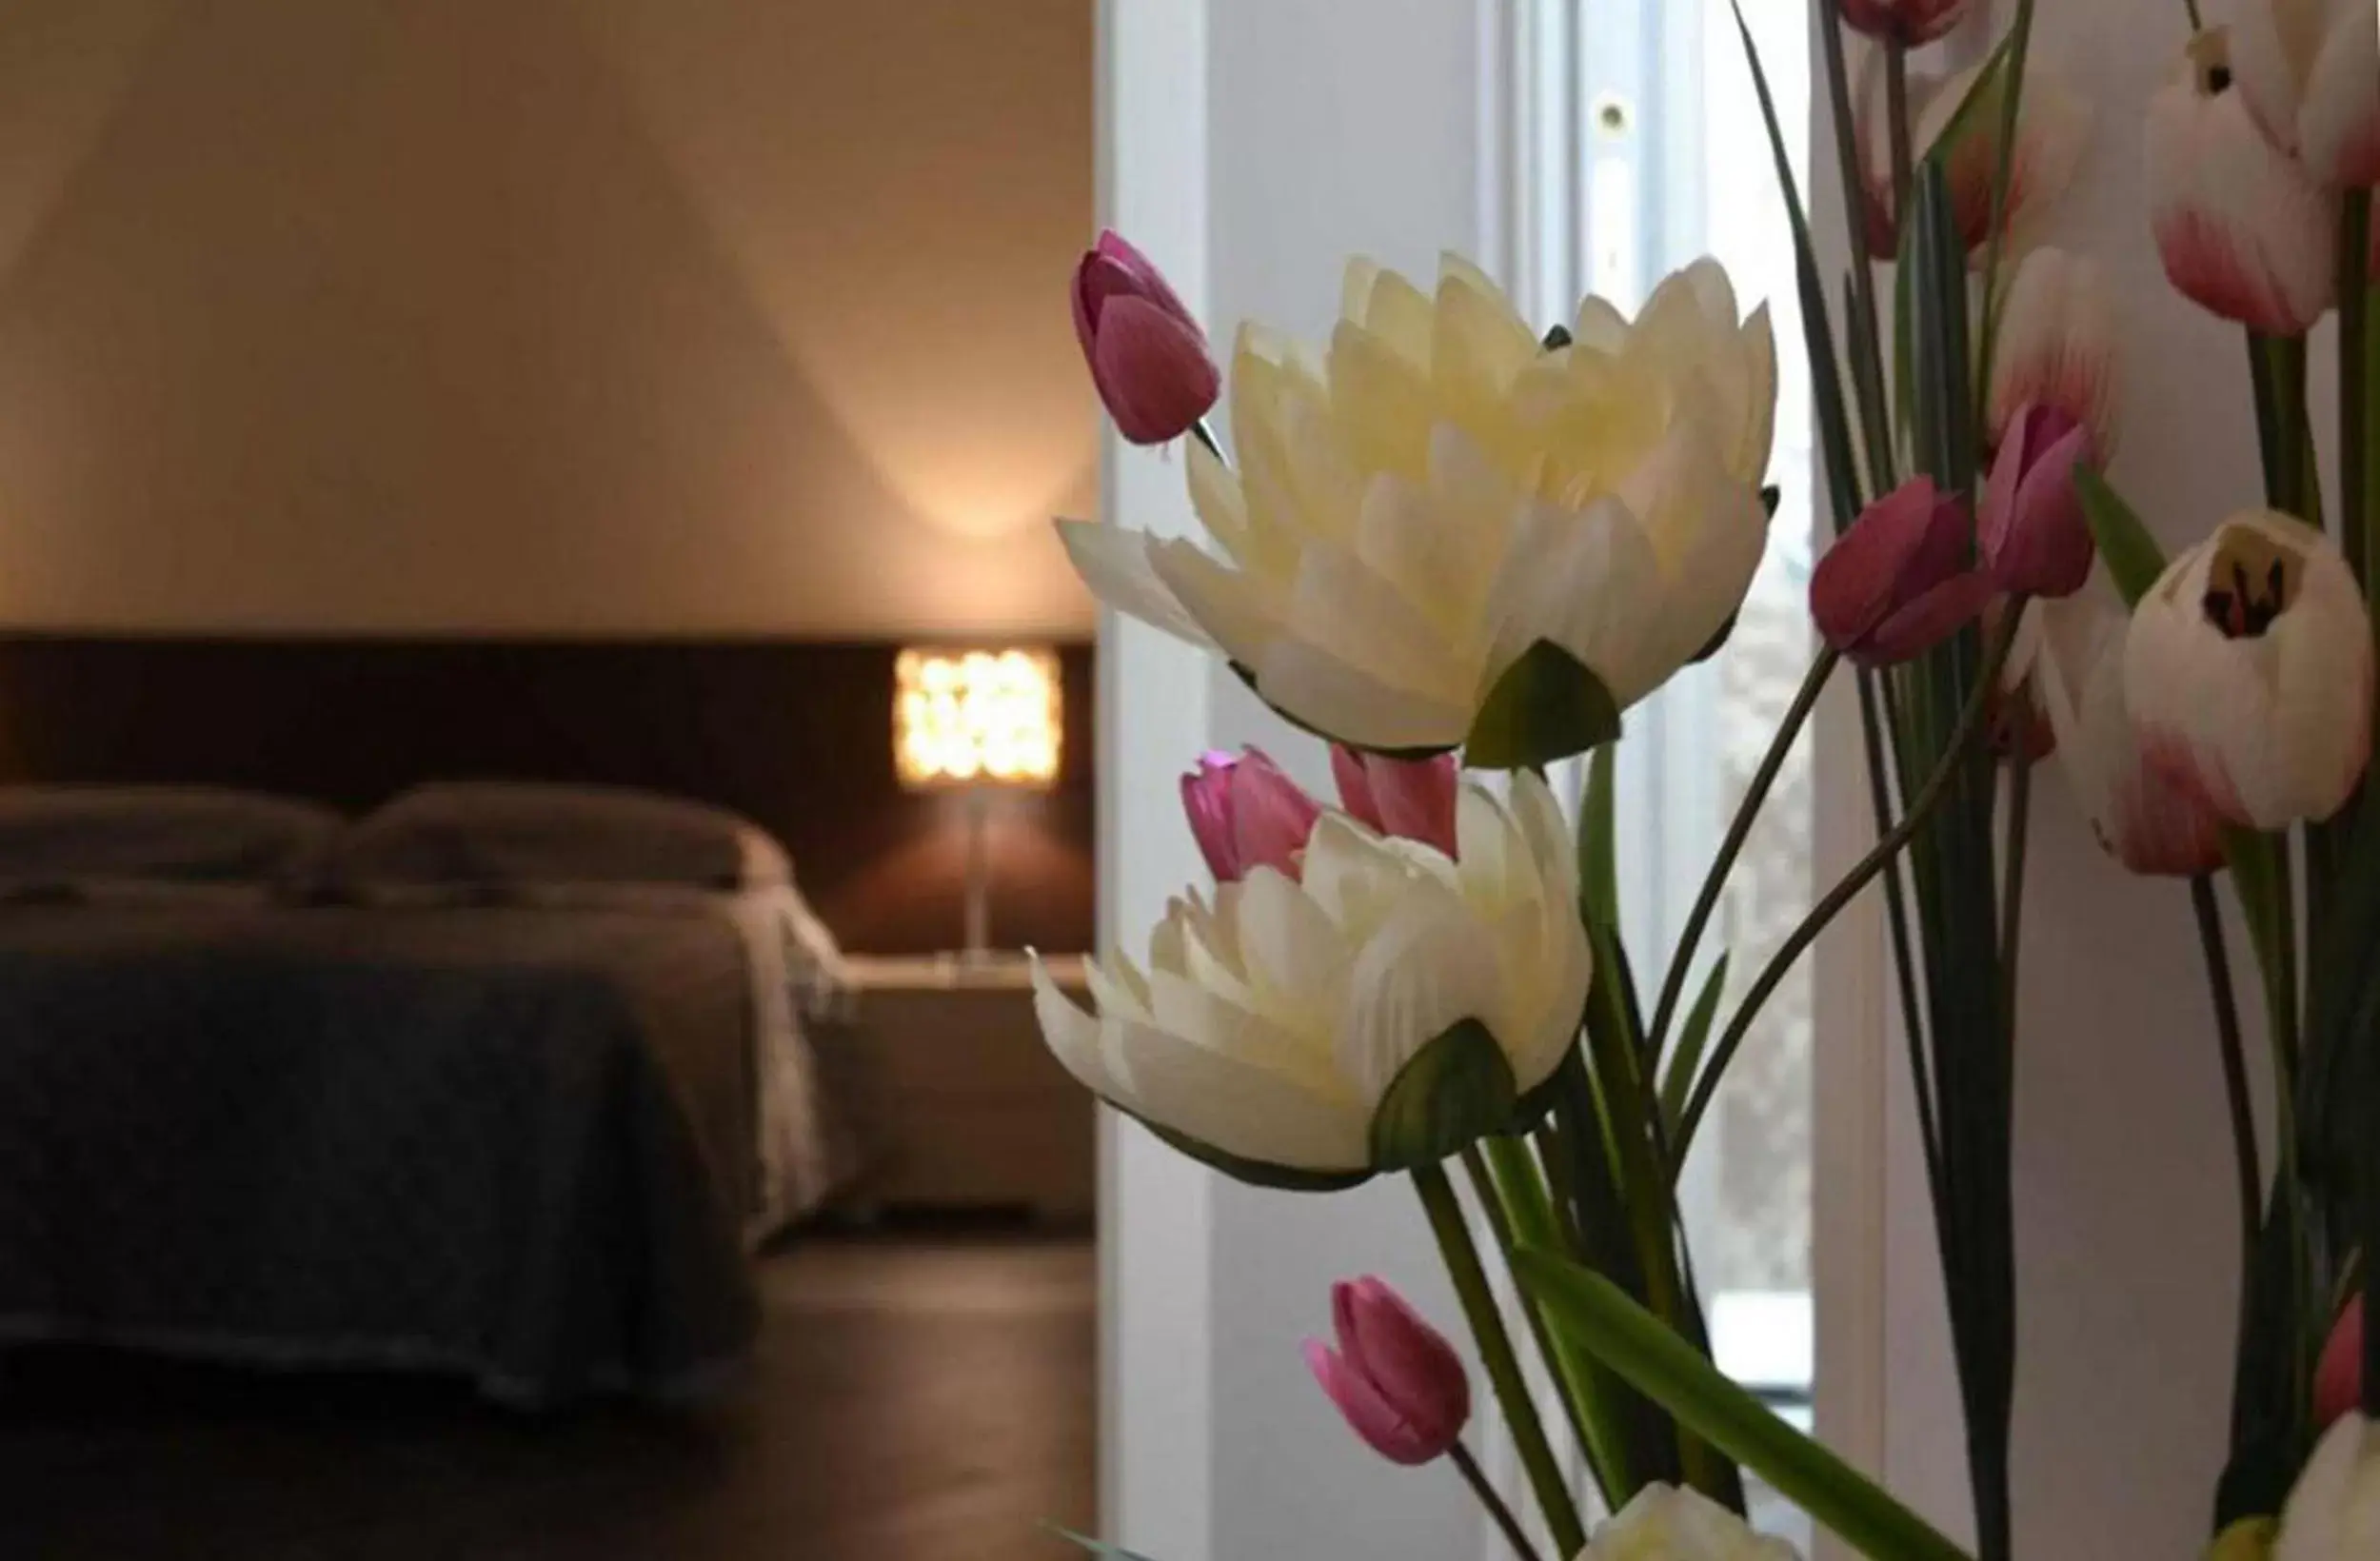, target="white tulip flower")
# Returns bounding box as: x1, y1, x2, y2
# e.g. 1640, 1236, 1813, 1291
2123, 510, 2373, 830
